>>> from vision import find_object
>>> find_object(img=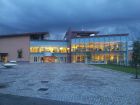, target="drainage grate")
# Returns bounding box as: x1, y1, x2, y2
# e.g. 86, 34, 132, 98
38, 88, 49, 91
0, 83, 9, 89
41, 80, 49, 83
